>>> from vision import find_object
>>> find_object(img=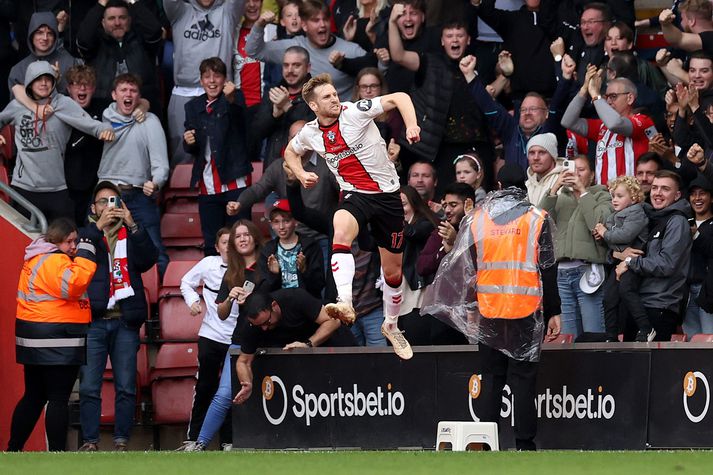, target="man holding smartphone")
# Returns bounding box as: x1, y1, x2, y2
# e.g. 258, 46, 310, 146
77, 181, 158, 451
